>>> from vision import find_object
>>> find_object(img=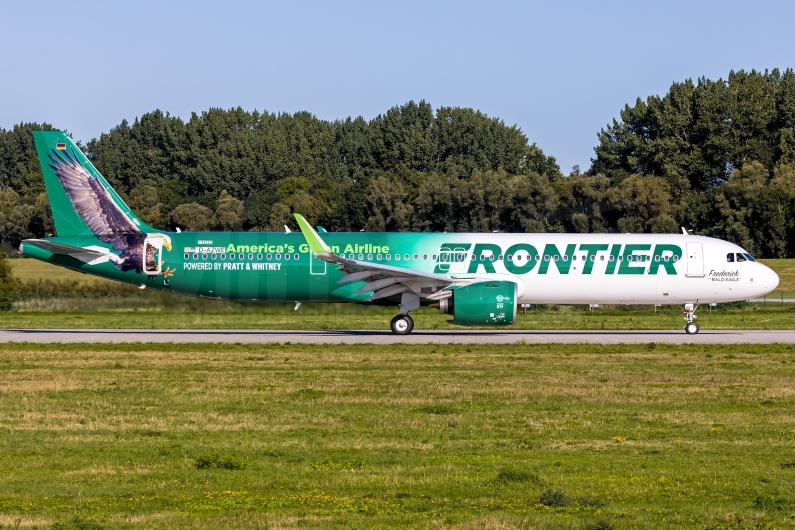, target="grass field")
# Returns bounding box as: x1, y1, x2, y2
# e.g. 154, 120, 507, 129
0, 342, 794, 529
